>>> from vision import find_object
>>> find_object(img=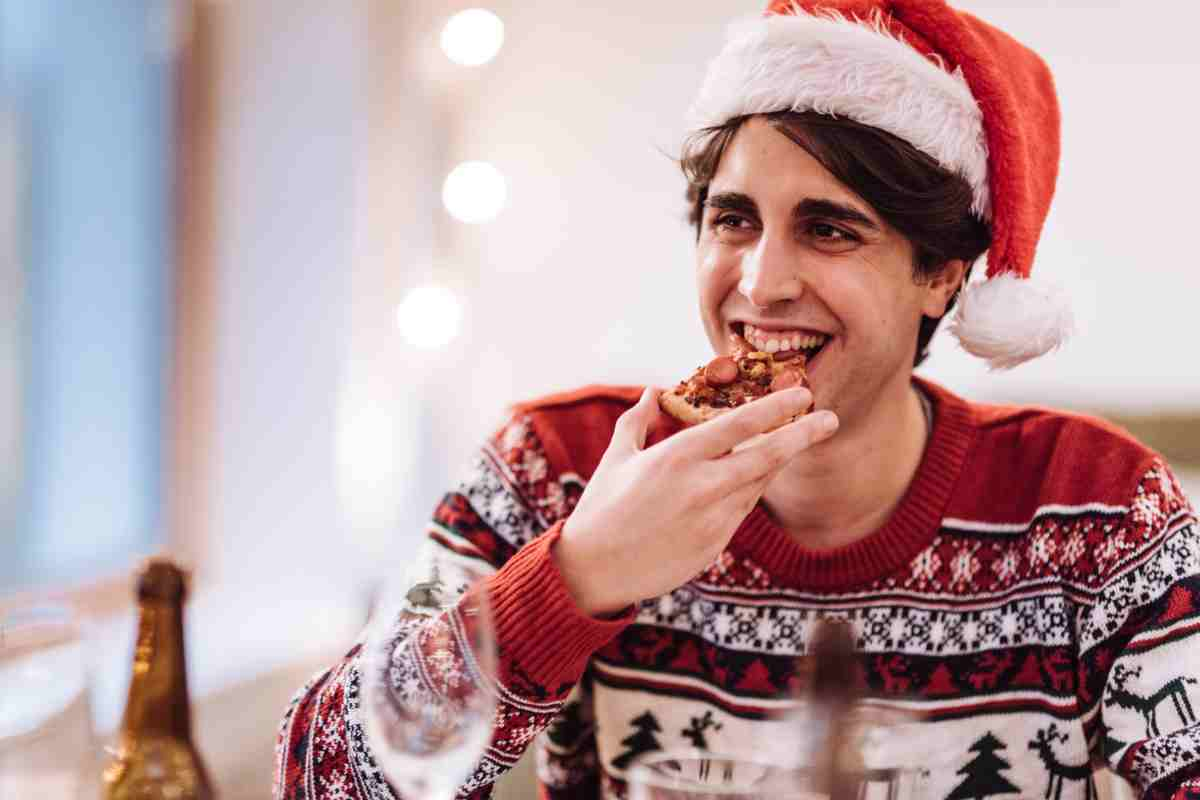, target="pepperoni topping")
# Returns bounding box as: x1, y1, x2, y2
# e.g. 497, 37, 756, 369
703, 356, 739, 387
